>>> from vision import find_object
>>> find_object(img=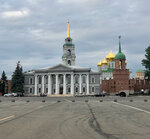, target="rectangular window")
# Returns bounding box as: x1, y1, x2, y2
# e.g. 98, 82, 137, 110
30, 88, 32, 93
91, 87, 95, 93
91, 77, 95, 83
39, 88, 41, 93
